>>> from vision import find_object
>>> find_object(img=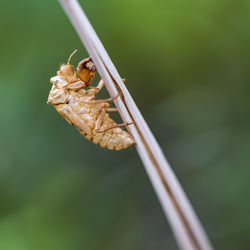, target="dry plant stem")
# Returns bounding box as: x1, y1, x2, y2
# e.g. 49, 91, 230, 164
59, 1, 213, 249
